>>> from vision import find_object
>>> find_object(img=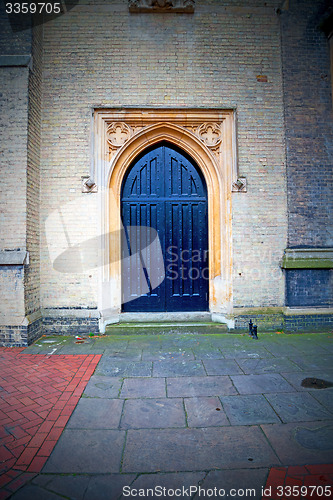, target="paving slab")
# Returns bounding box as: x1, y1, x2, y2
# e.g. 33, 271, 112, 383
167, 376, 237, 397
203, 359, 243, 375
142, 349, 195, 361
153, 359, 206, 377
43, 429, 126, 473
84, 474, 137, 500
193, 468, 269, 500
10, 484, 64, 500
236, 357, 301, 374
122, 427, 280, 472
120, 377, 166, 398
264, 392, 333, 423
261, 343, 303, 357
281, 370, 333, 392
230, 374, 296, 394
67, 398, 124, 429
121, 337, 161, 349
95, 360, 152, 377
120, 471, 206, 499
98, 350, 143, 361
261, 421, 333, 465
160, 338, 201, 349
95, 339, 129, 350
288, 355, 333, 371
286, 342, 329, 355
309, 388, 333, 411
184, 396, 230, 427
220, 346, 273, 359
83, 375, 123, 398
220, 395, 281, 425
120, 398, 186, 429
32, 473, 90, 499
28, 474, 136, 500
50, 339, 96, 354
317, 343, 333, 354
25, 336, 74, 354
192, 348, 224, 359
